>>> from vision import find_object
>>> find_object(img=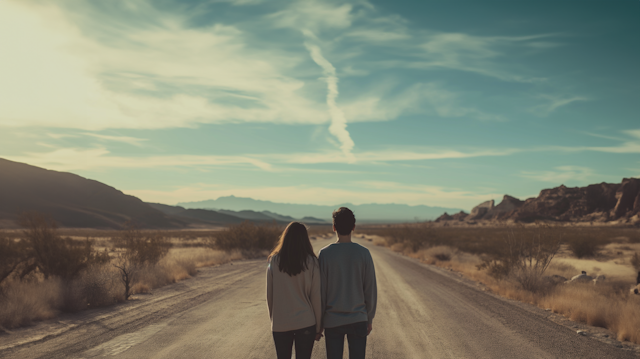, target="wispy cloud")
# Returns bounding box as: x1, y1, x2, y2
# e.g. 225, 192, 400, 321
3, 148, 273, 172
520, 166, 596, 183
280, 147, 520, 164
548, 129, 640, 154
303, 39, 356, 161
82, 134, 148, 147
530, 94, 588, 116
0, 1, 328, 130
